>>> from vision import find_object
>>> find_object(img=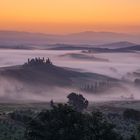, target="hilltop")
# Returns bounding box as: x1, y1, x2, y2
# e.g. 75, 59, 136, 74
0, 57, 118, 97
